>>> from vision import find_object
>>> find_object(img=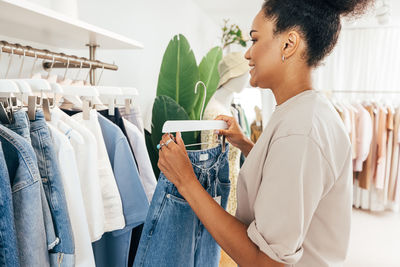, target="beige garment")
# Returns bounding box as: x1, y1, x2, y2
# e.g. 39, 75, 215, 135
250, 121, 263, 144
236, 90, 352, 266
388, 108, 400, 201
359, 105, 376, 190
384, 108, 394, 204
374, 107, 387, 189
201, 107, 241, 216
